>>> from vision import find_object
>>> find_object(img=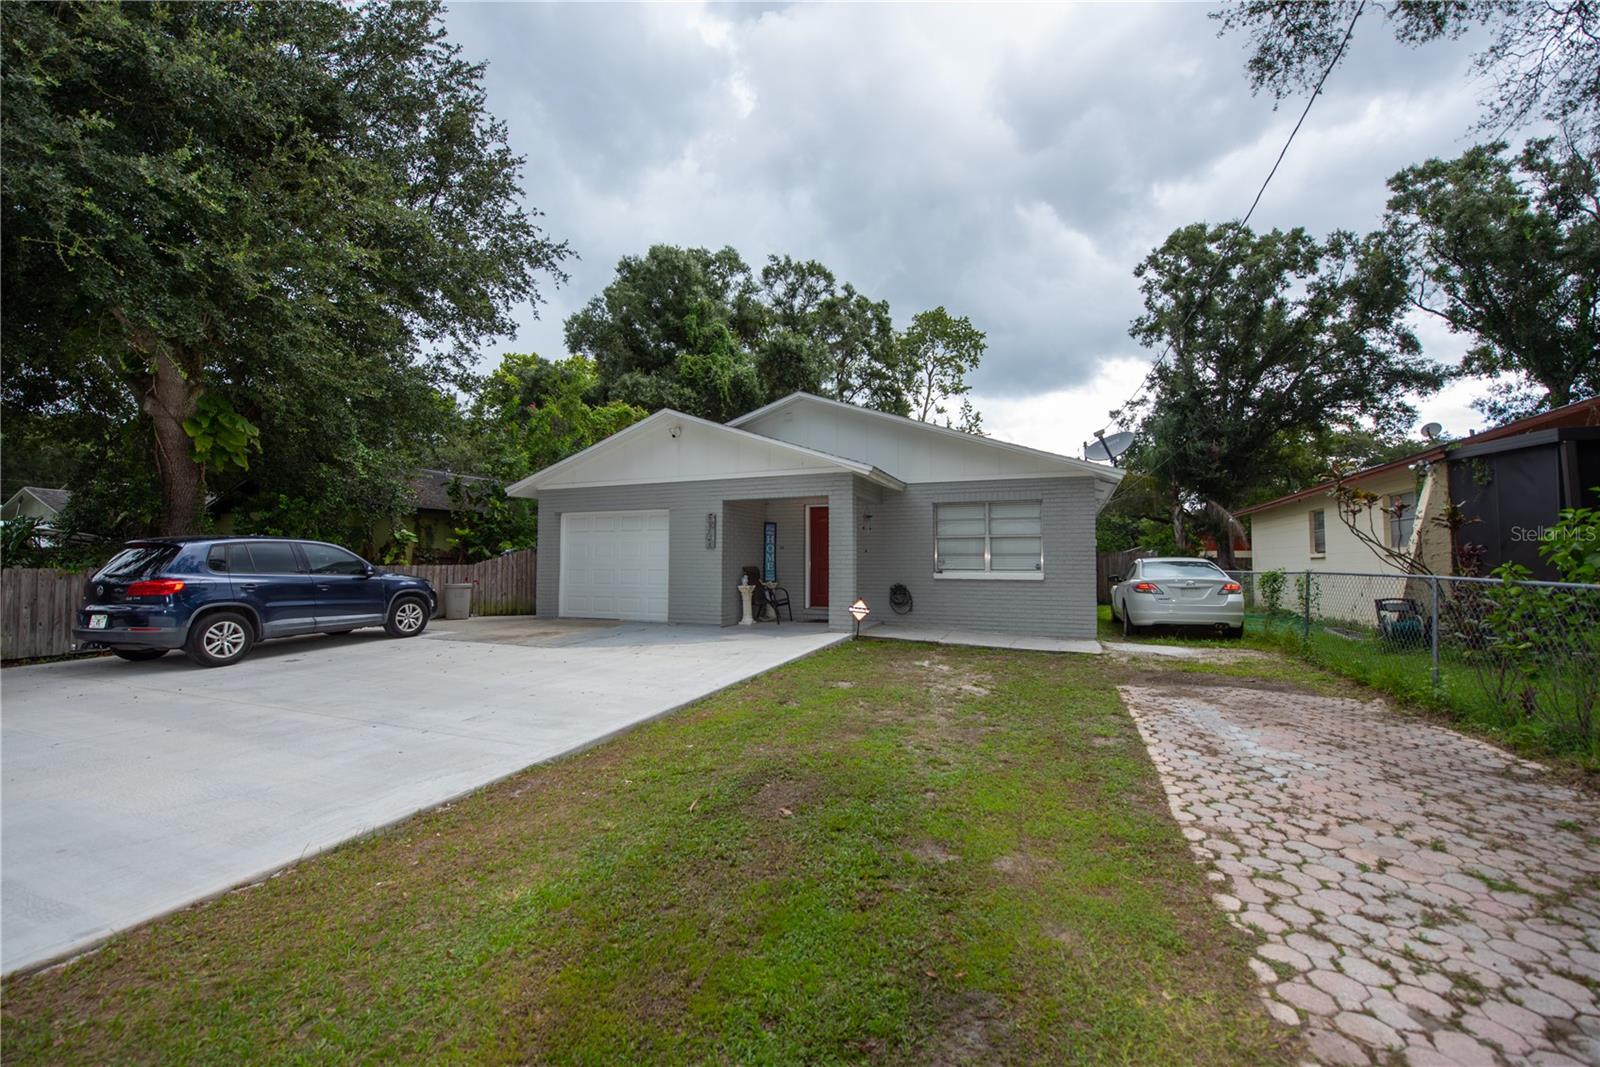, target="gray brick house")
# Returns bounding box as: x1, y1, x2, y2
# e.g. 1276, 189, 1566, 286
508, 393, 1124, 638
